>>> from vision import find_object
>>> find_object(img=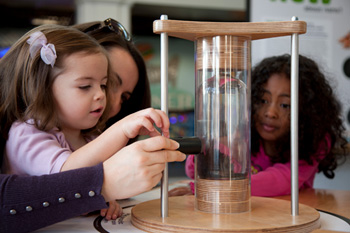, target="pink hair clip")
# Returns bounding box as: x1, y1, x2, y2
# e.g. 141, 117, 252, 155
27, 31, 57, 67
